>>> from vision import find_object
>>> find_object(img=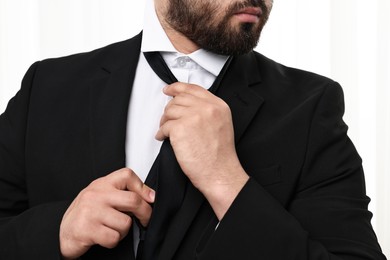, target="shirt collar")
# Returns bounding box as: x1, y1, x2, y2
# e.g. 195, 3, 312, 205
141, 0, 177, 53
188, 49, 229, 77
141, 0, 229, 77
